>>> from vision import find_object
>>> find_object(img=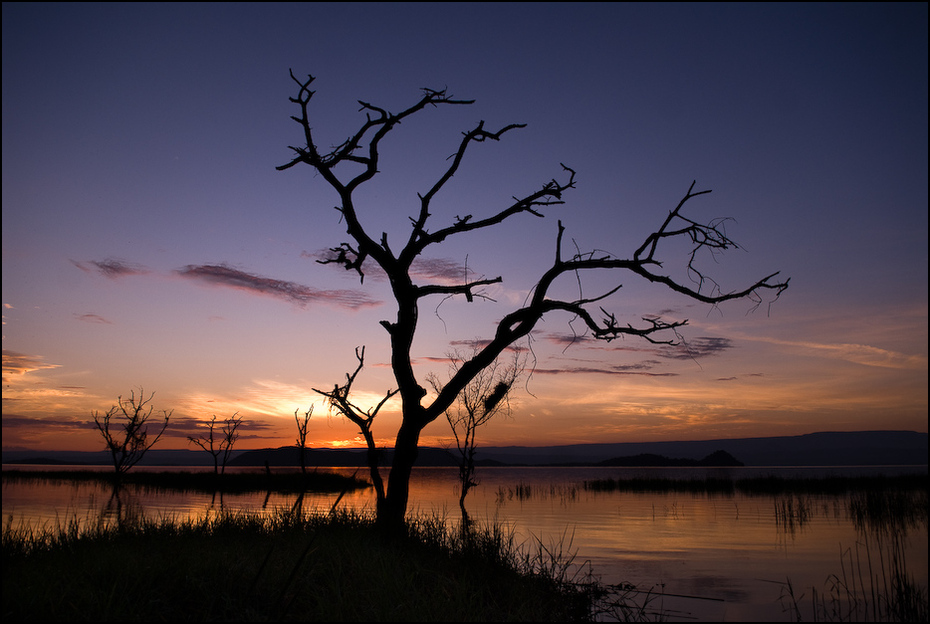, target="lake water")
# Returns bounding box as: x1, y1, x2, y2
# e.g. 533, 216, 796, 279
3, 464, 927, 622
